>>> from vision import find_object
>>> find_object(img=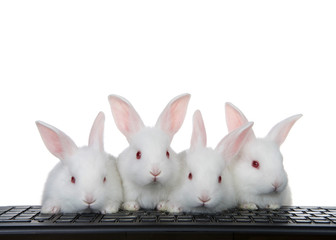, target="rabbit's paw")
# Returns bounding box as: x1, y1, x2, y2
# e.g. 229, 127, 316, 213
166, 204, 182, 213
157, 201, 168, 211
101, 204, 120, 214
122, 201, 140, 211
239, 203, 258, 210
41, 205, 61, 214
